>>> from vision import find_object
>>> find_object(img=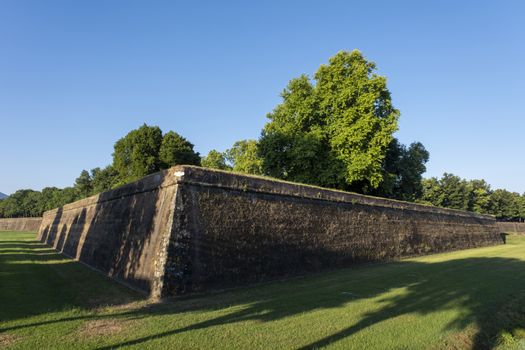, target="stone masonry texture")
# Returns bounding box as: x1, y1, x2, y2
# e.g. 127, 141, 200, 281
38, 165, 503, 298
0, 217, 42, 232
498, 222, 525, 234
